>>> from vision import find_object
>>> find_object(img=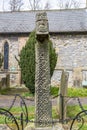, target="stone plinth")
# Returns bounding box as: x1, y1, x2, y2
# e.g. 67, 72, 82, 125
25, 127, 53, 130
24, 123, 65, 130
